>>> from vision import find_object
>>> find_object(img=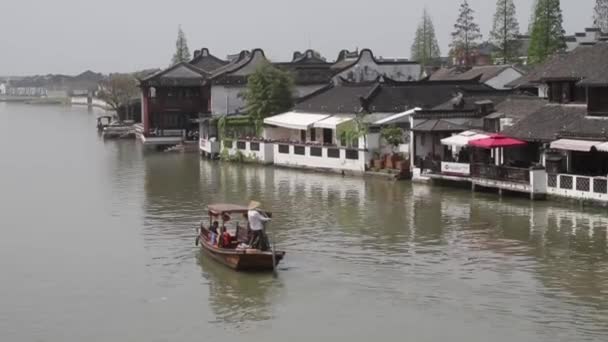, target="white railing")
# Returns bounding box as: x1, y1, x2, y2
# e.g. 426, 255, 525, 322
547, 173, 608, 202
221, 140, 274, 164
273, 143, 367, 172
